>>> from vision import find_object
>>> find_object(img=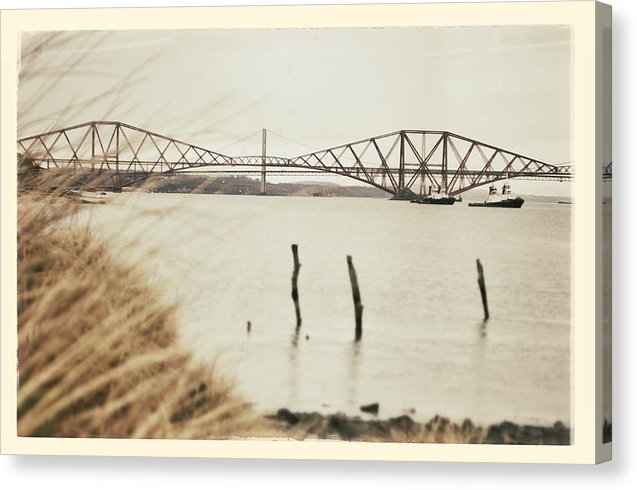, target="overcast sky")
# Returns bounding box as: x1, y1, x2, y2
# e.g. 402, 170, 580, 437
18, 26, 572, 194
